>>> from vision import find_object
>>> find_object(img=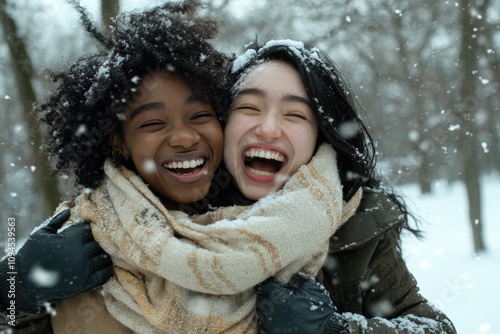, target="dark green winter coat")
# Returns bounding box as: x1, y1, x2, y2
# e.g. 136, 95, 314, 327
319, 190, 457, 333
